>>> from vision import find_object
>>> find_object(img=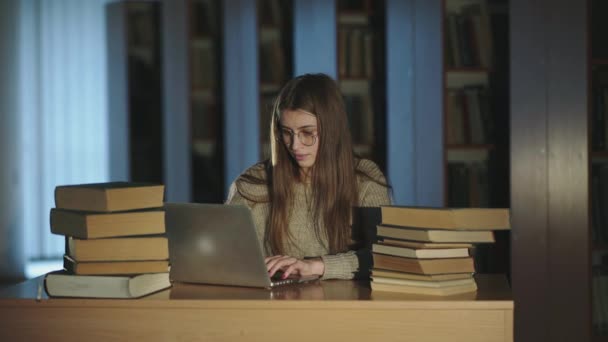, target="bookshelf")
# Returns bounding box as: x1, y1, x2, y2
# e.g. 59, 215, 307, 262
591, 0, 608, 337
107, 1, 164, 184
126, 2, 164, 184
257, 0, 293, 159
336, 0, 386, 170
443, 0, 510, 276
444, 0, 496, 208
139, 0, 601, 337
188, 0, 225, 203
